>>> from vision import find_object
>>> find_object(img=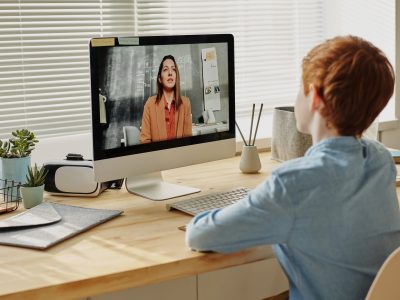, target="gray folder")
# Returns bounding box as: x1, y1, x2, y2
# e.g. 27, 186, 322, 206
0, 202, 123, 250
